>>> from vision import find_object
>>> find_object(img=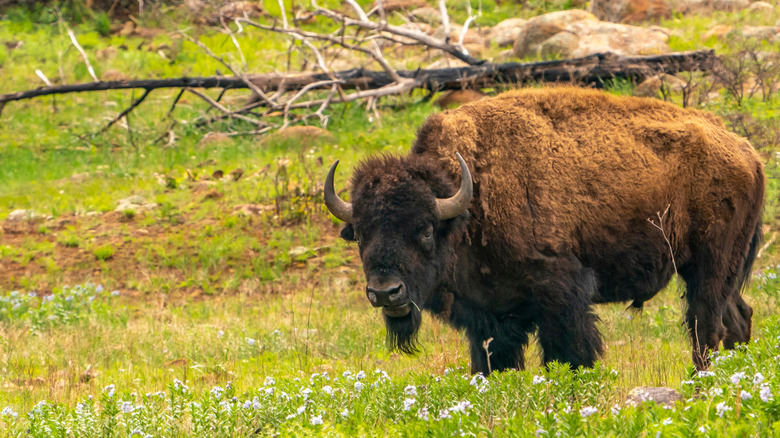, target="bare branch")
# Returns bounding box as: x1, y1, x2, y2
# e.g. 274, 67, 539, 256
100, 88, 152, 133
58, 10, 99, 81
439, 0, 451, 43
186, 88, 267, 127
